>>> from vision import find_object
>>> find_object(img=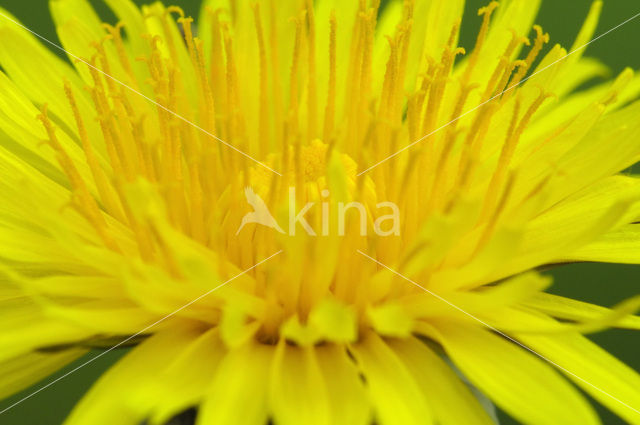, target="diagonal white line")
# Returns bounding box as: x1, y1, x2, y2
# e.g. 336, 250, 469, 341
0, 11, 282, 177
357, 10, 640, 176
356, 249, 640, 417
0, 250, 282, 416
